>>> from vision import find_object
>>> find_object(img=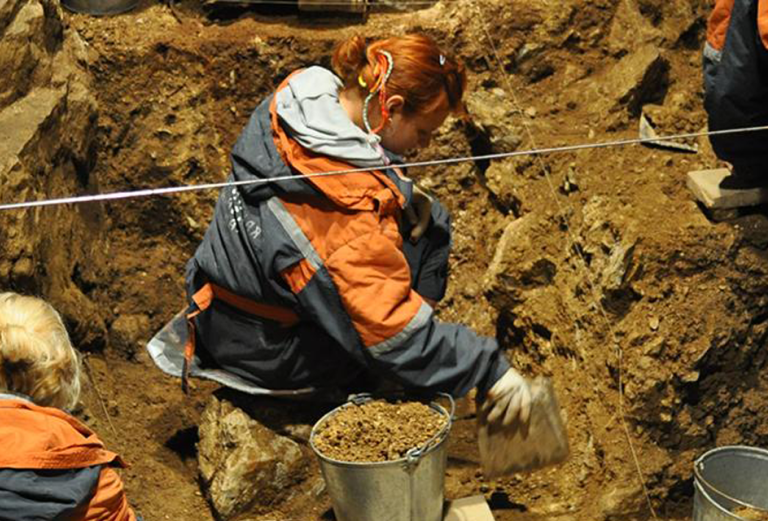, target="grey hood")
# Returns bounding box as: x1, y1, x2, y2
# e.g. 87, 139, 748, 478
275, 66, 386, 168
